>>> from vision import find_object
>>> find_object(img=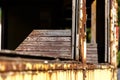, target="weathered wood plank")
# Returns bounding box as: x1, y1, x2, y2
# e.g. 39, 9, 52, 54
16, 46, 71, 52
72, 0, 76, 59
0, 50, 72, 59
16, 51, 71, 55
21, 42, 71, 47
87, 58, 98, 61
87, 43, 97, 48
87, 48, 97, 51
15, 30, 72, 59
86, 43, 98, 63
16, 51, 71, 58
87, 54, 98, 58
29, 30, 71, 37
87, 51, 97, 54
25, 37, 71, 42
